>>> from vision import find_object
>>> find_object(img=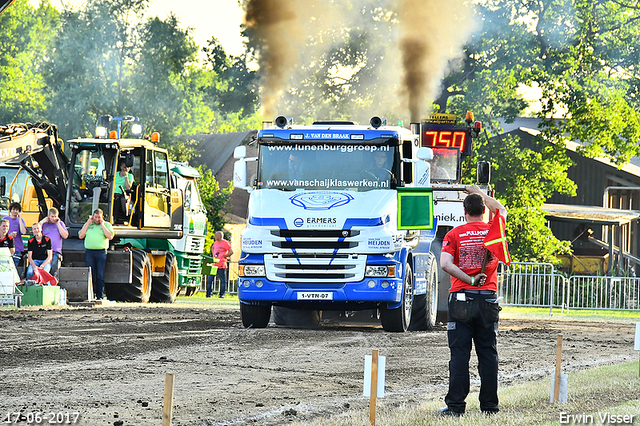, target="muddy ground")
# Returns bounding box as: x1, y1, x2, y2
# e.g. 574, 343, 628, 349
0, 303, 637, 426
